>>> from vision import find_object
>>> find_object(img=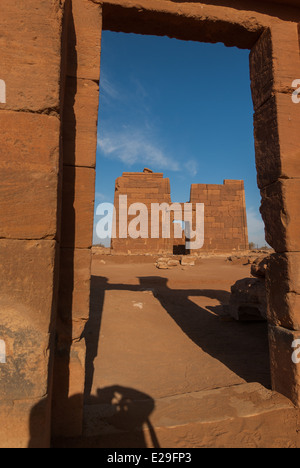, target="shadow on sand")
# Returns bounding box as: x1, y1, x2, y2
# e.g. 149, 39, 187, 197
83, 275, 270, 400
29, 273, 270, 448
